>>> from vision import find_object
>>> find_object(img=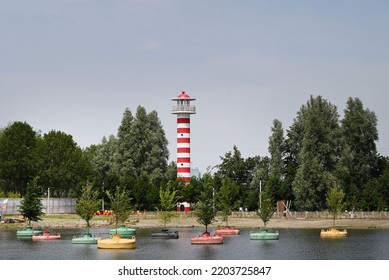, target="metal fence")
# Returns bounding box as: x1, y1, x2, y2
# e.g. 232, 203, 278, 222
2, 197, 389, 219
230, 210, 389, 220
1, 198, 76, 215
